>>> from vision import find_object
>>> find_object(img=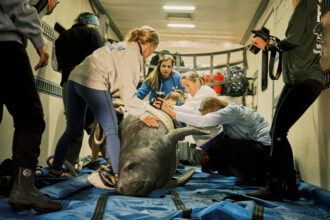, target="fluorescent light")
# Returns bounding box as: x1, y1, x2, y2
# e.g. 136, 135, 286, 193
168, 24, 195, 28
163, 5, 195, 11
